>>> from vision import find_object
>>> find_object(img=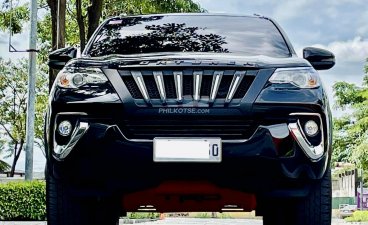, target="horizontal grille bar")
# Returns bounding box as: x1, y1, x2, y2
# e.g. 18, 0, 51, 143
120, 119, 258, 140
119, 69, 256, 105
